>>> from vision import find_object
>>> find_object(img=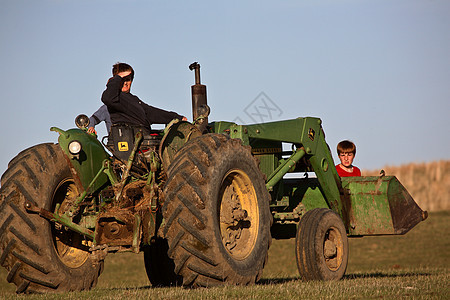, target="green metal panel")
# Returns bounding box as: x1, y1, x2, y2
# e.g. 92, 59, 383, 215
342, 176, 426, 236
211, 118, 318, 145
51, 127, 110, 192
255, 154, 278, 178
273, 178, 329, 211
209, 121, 235, 135
342, 176, 393, 235
249, 138, 282, 179
306, 128, 343, 219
